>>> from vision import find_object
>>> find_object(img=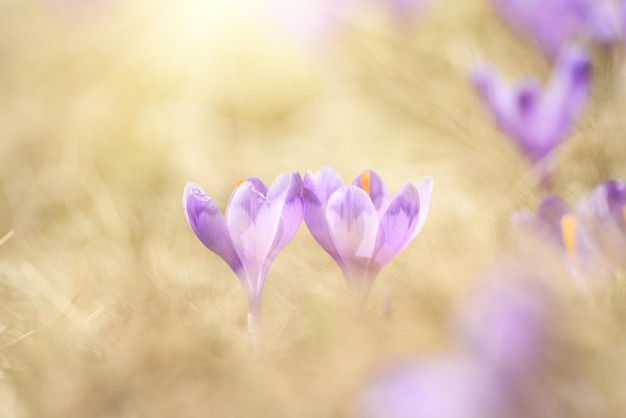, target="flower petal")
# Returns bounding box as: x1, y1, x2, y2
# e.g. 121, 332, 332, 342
599, 180, 626, 230
543, 45, 590, 139
304, 167, 344, 205
577, 180, 626, 271
183, 183, 242, 273
303, 168, 345, 263
515, 79, 542, 116
326, 185, 379, 268
372, 183, 421, 269
412, 176, 433, 240
266, 172, 304, 264
226, 176, 268, 214
225, 181, 282, 291
471, 65, 519, 137
351, 170, 392, 215
491, 0, 586, 57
